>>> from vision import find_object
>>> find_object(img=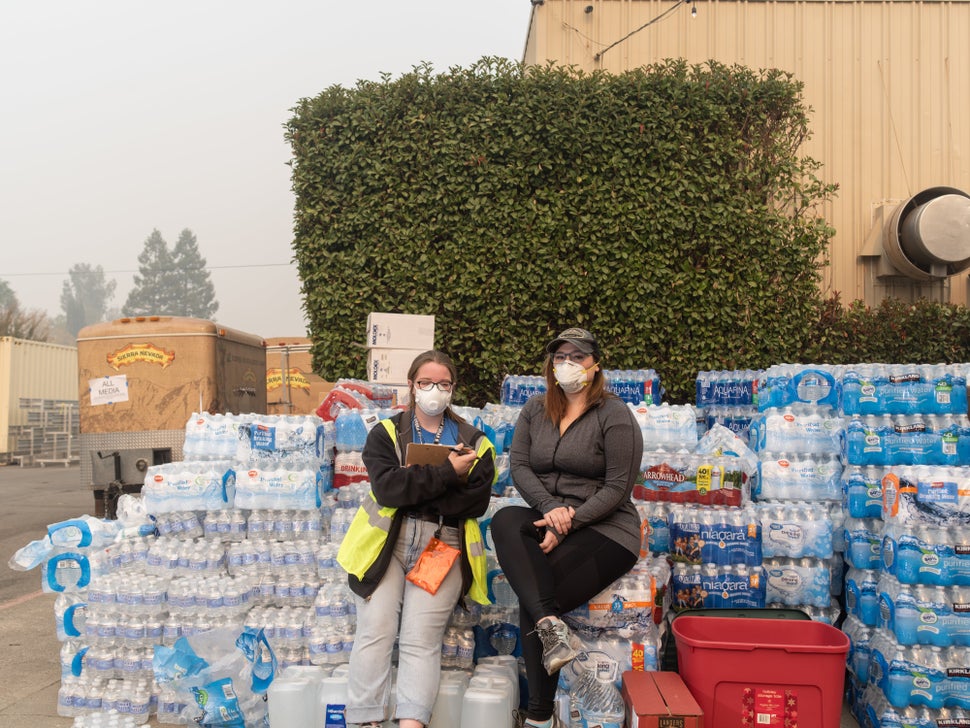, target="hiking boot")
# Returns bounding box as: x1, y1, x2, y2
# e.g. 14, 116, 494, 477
512, 709, 567, 728
534, 618, 581, 675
